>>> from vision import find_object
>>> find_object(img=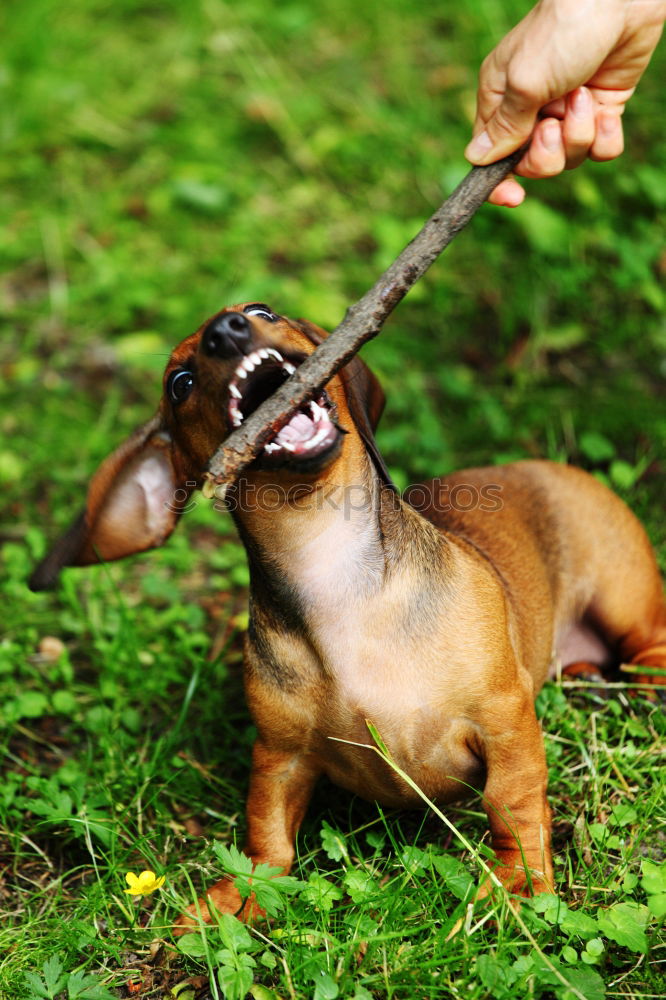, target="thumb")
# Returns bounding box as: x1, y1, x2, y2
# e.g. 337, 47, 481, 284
466, 87, 540, 165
